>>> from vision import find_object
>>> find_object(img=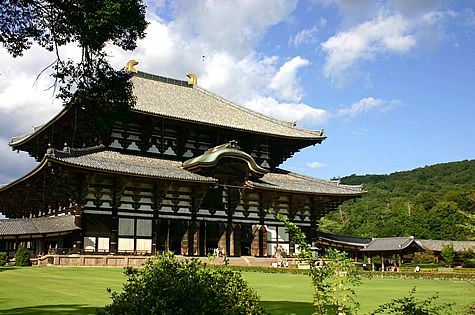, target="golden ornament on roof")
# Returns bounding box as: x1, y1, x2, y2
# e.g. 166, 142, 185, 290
186, 72, 197, 85
125, 60, 139, 73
